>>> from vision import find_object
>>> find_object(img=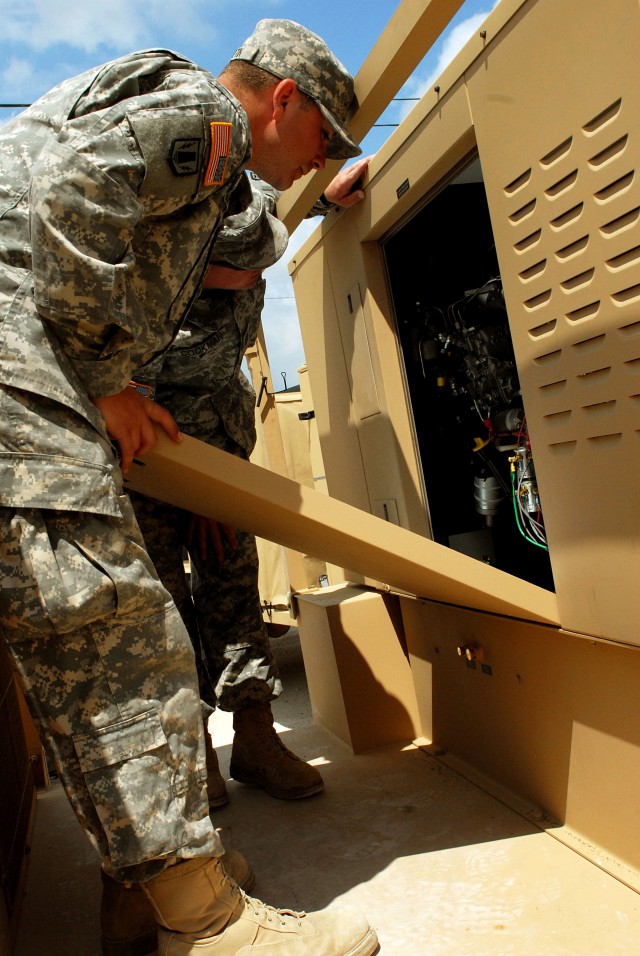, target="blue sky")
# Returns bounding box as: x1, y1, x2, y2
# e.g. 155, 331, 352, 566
0, 0, 496, 389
